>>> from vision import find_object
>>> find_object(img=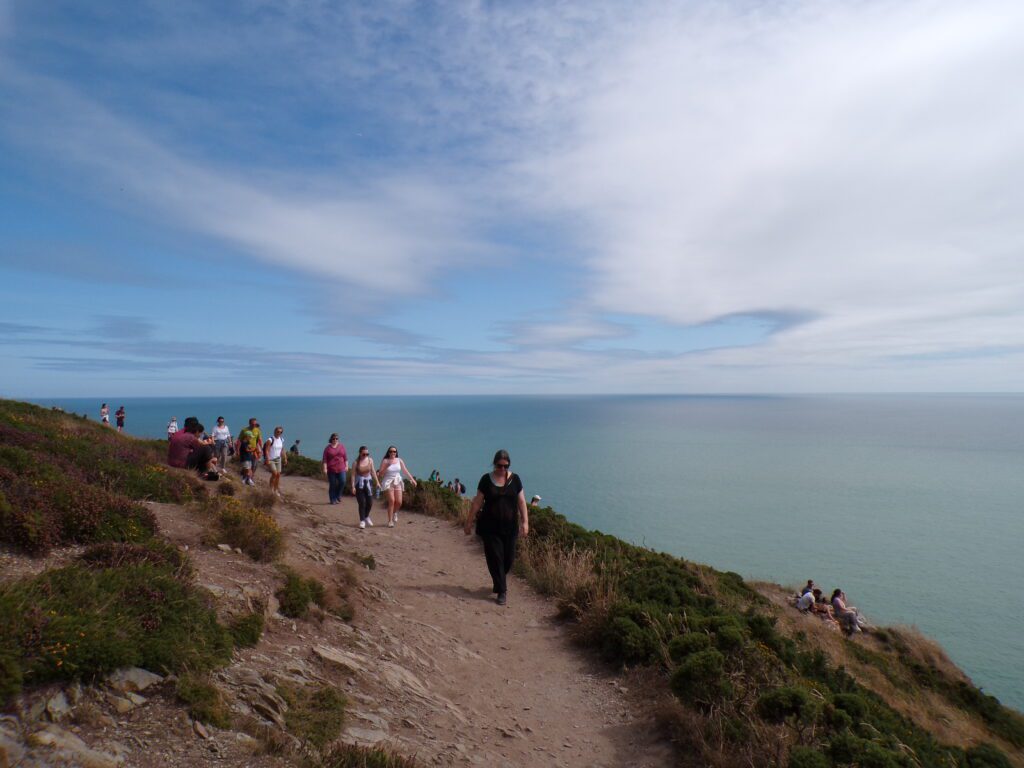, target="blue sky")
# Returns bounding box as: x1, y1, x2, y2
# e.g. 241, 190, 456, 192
2, 0, 1023, 396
